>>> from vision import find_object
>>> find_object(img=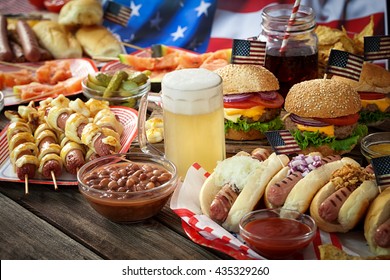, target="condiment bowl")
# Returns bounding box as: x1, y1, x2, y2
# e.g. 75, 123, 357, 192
239, 208, 317, 259
77, 153, 178, 223
360, 132, 390, 163
81, 70, 150, 109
